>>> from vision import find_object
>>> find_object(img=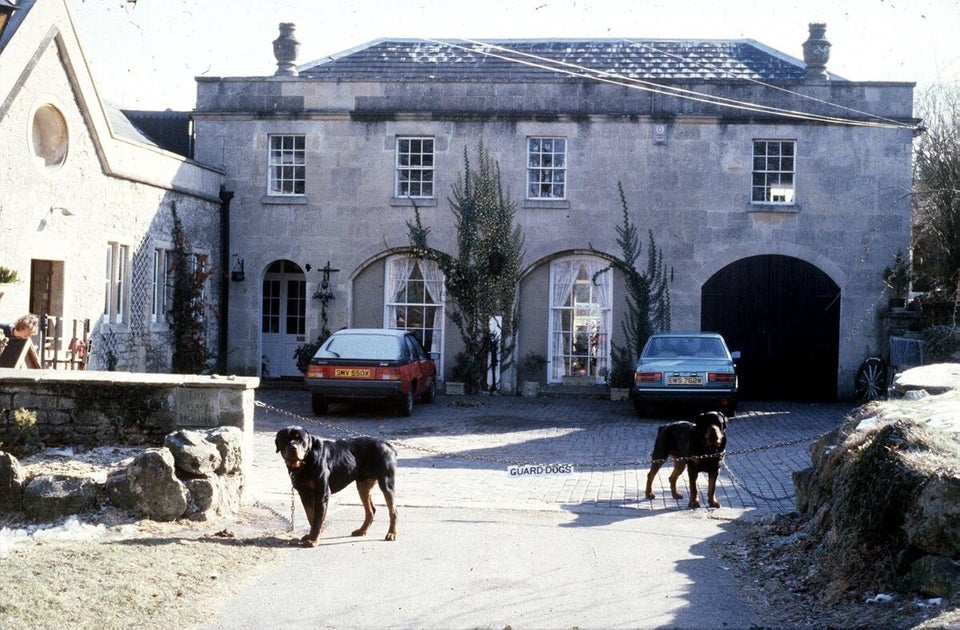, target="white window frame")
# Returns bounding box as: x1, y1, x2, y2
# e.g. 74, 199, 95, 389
395, 136, 435, 198
267, 134, 305, 196
527, 136, 567, 200
104, 242, 130, 324
383, 255, 445, 373
547, 257, 612, 384
152, 248, 209, 325
191, 252, 209, 324
152, 248, 170, 324
752, 139, 796, 205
